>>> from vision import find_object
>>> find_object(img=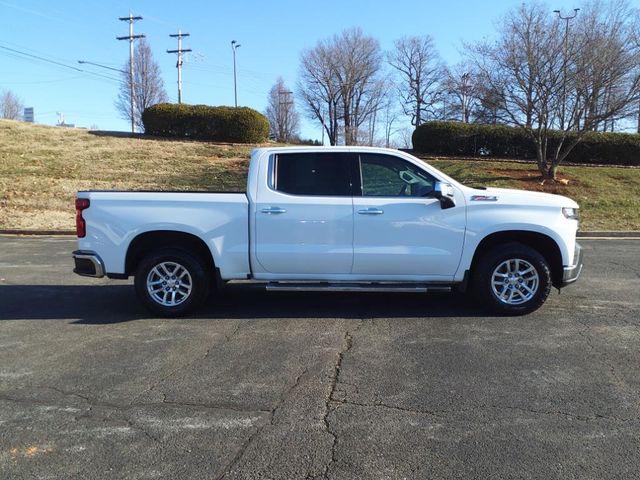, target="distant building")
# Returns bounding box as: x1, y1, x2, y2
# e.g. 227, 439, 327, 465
24, 107, 34, 123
